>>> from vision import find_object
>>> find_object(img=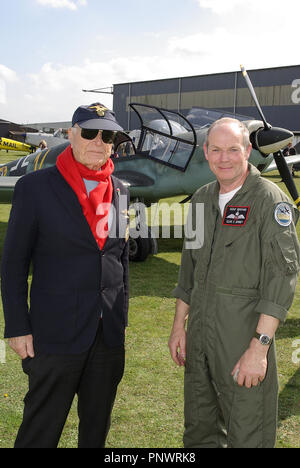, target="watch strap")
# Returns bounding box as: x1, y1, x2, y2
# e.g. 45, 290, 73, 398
254, 332, 273, 346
